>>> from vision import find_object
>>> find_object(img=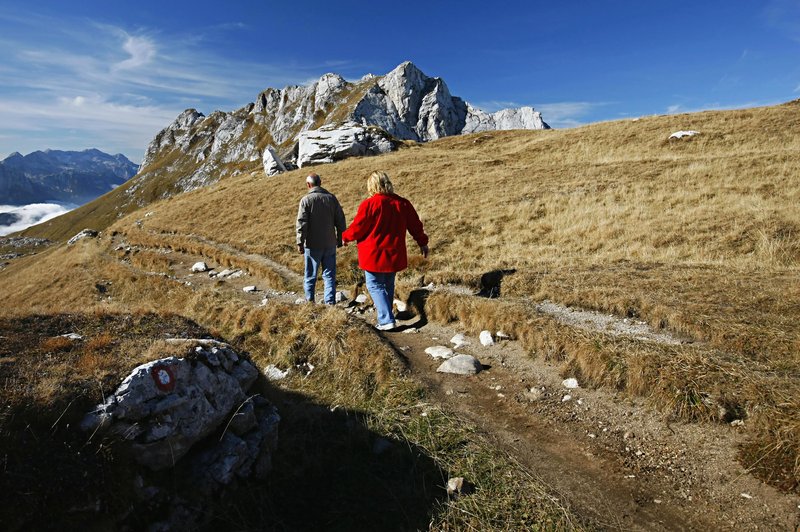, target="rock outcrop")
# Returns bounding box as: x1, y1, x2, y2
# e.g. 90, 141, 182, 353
80, 340, 280, 530
262, 146, 287, 176
133, 61, 549, 194
297, 122, 399, 167
81, 341, 277, 473
67, 228, 98, 245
